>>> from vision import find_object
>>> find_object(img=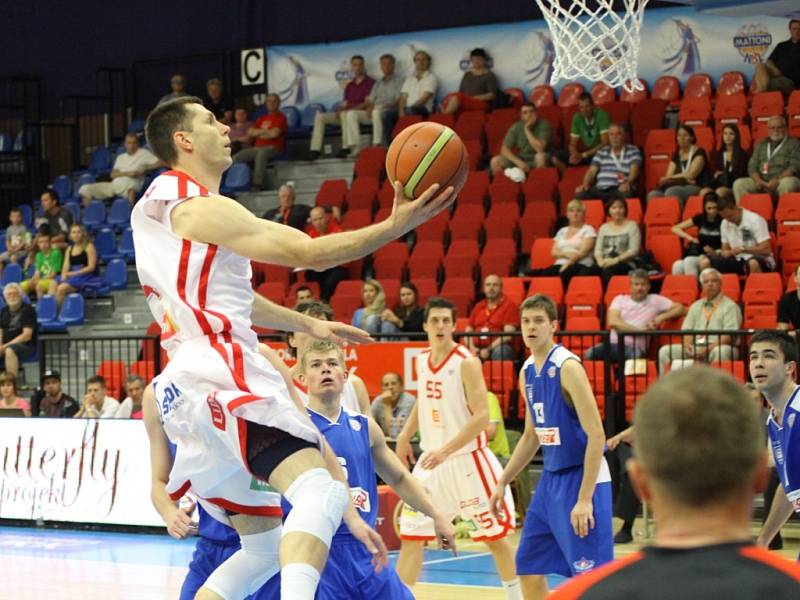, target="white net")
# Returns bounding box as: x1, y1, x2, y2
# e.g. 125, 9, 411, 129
533, 0, 650, 92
